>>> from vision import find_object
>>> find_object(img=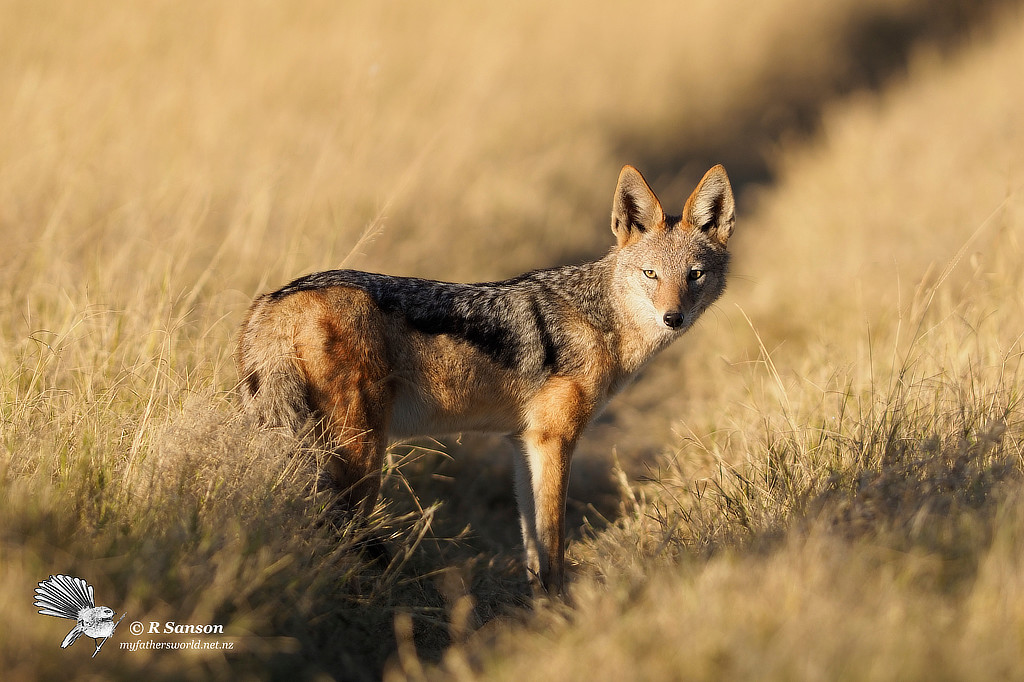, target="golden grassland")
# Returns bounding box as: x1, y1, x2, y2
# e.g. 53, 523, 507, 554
2, 0, 1023, 679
